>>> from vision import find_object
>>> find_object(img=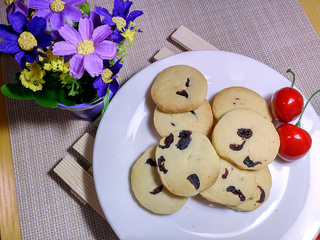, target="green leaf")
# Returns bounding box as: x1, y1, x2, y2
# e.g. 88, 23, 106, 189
101, 86, 110, 117
77, 2, 91, 15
